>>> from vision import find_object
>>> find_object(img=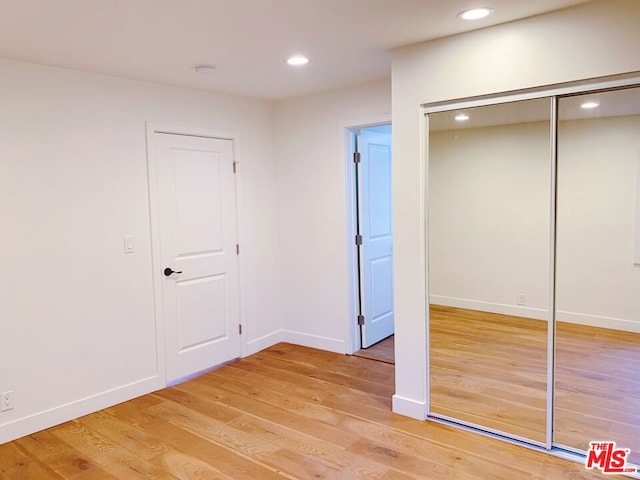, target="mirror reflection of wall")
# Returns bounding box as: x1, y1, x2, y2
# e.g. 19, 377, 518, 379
428, 98, 551, 444
555, 87, 640, 464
